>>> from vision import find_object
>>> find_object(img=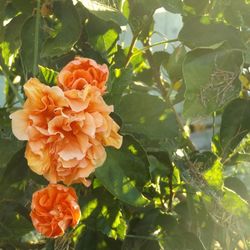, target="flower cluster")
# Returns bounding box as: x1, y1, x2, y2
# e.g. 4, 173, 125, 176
10, 57, 123, 238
